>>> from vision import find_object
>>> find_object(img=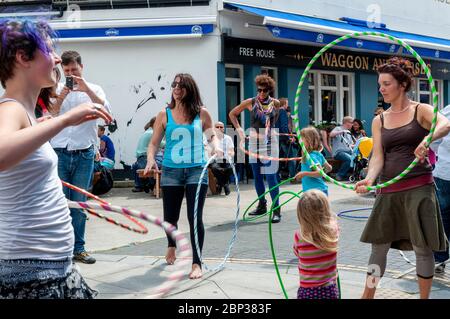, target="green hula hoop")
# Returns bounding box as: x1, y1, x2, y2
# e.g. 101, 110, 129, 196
266, 190, 341, 300
293, 31, 439, 191
242, 177, 300, 222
